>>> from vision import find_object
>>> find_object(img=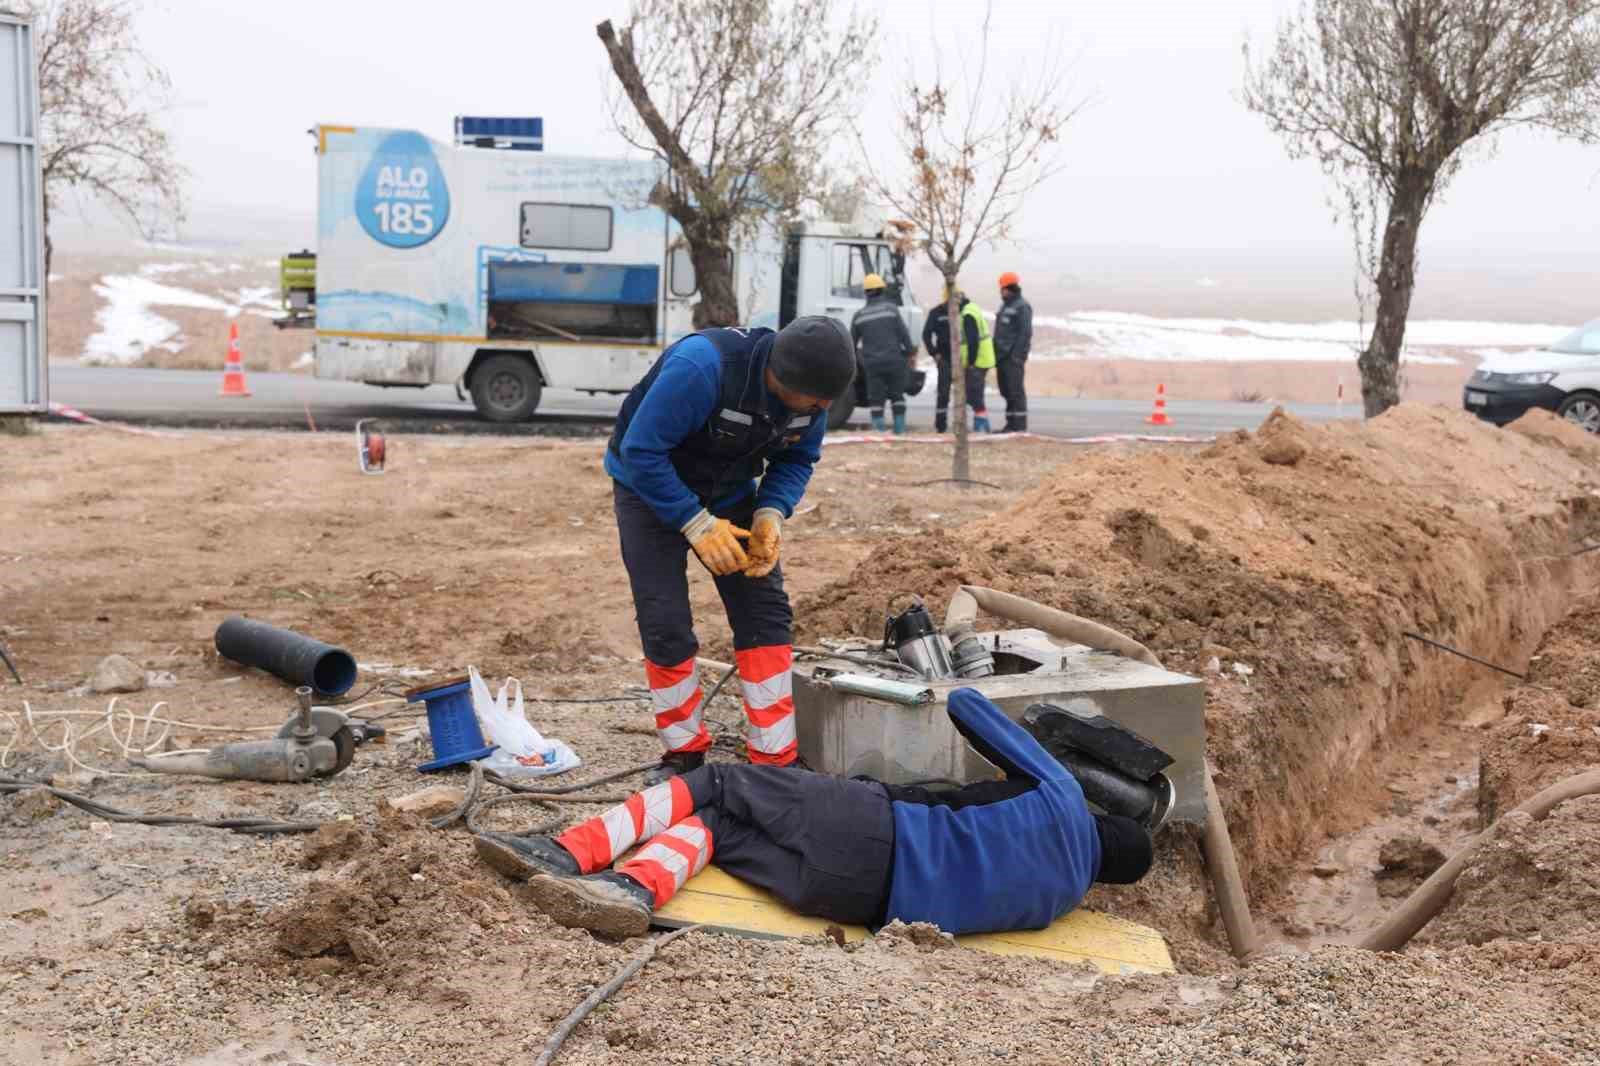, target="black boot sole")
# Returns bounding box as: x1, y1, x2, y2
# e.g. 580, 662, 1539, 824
526, 874, 652, 938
